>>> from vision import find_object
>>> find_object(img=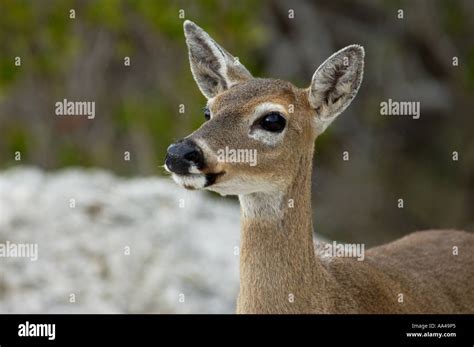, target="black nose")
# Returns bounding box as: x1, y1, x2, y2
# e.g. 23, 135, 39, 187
165, 139, 204, 175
